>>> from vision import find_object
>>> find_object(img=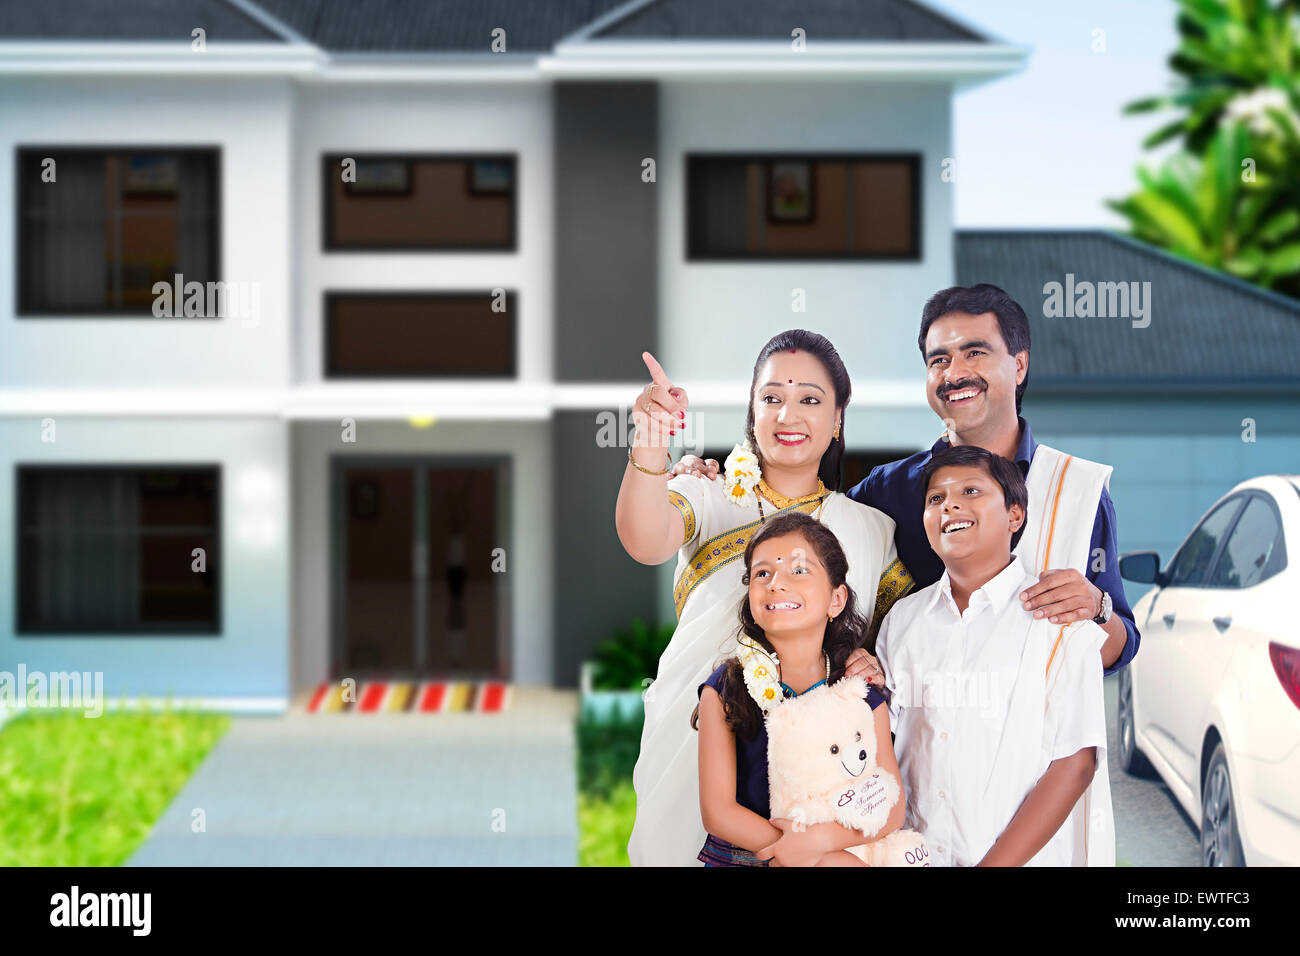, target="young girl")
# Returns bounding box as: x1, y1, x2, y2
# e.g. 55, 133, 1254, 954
692, 511, 908, 866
